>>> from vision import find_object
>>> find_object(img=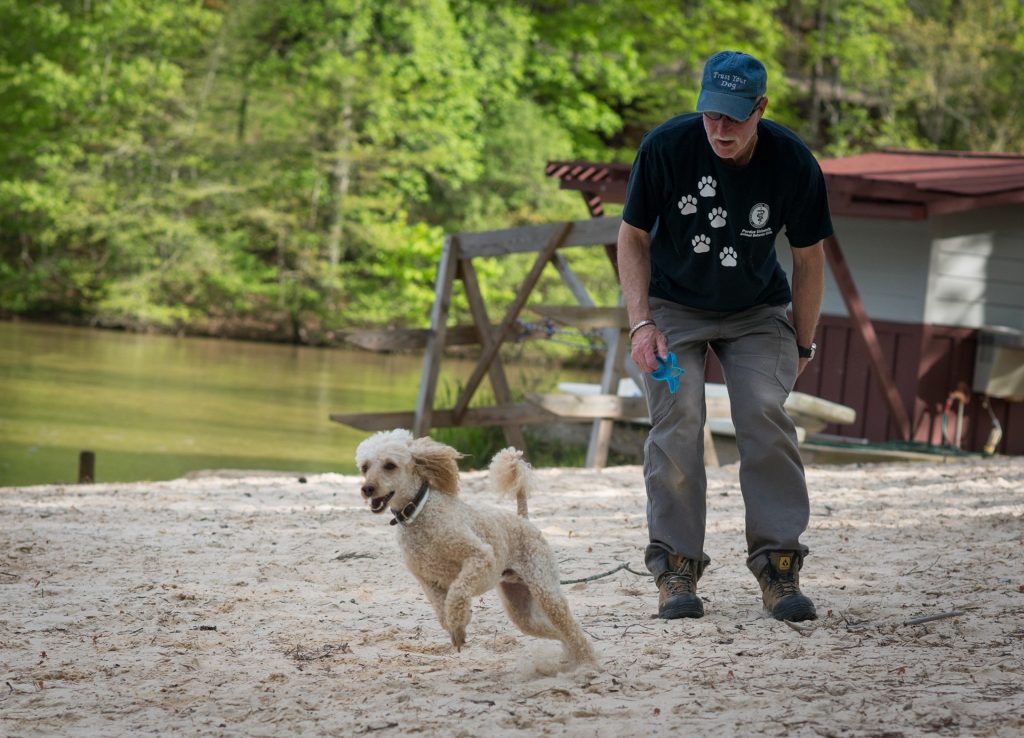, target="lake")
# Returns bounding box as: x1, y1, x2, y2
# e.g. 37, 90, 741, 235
0, 321, 597, 487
